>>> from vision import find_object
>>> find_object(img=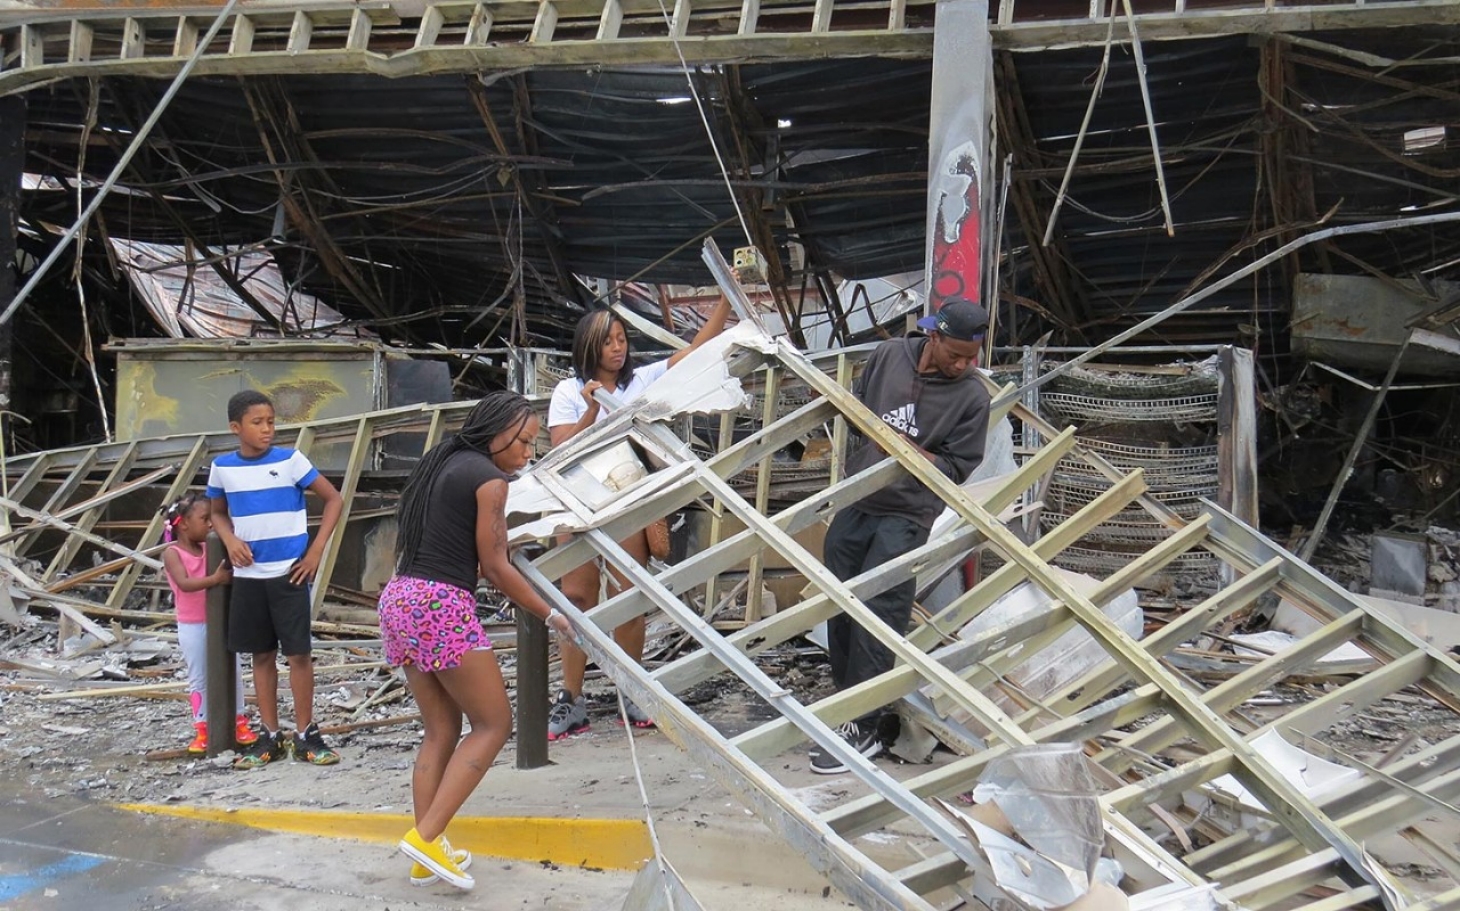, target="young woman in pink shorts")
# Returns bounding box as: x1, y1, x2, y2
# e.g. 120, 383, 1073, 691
377, 392, 571, 890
